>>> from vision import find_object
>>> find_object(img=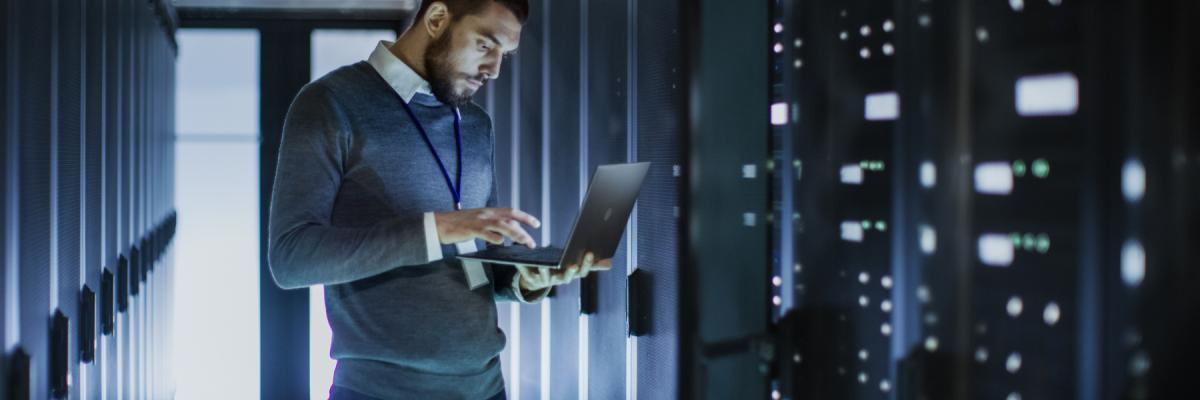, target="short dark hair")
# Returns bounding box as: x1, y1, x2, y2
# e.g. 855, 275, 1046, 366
411, 0, 529, 25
